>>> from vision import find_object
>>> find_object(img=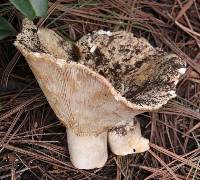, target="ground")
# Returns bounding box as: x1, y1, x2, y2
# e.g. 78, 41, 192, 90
0, 0, 200, 179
